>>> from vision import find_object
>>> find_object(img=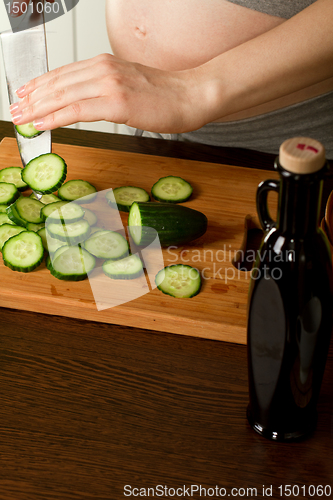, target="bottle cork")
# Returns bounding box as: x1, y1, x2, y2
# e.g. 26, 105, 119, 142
279, 137, 326, 174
